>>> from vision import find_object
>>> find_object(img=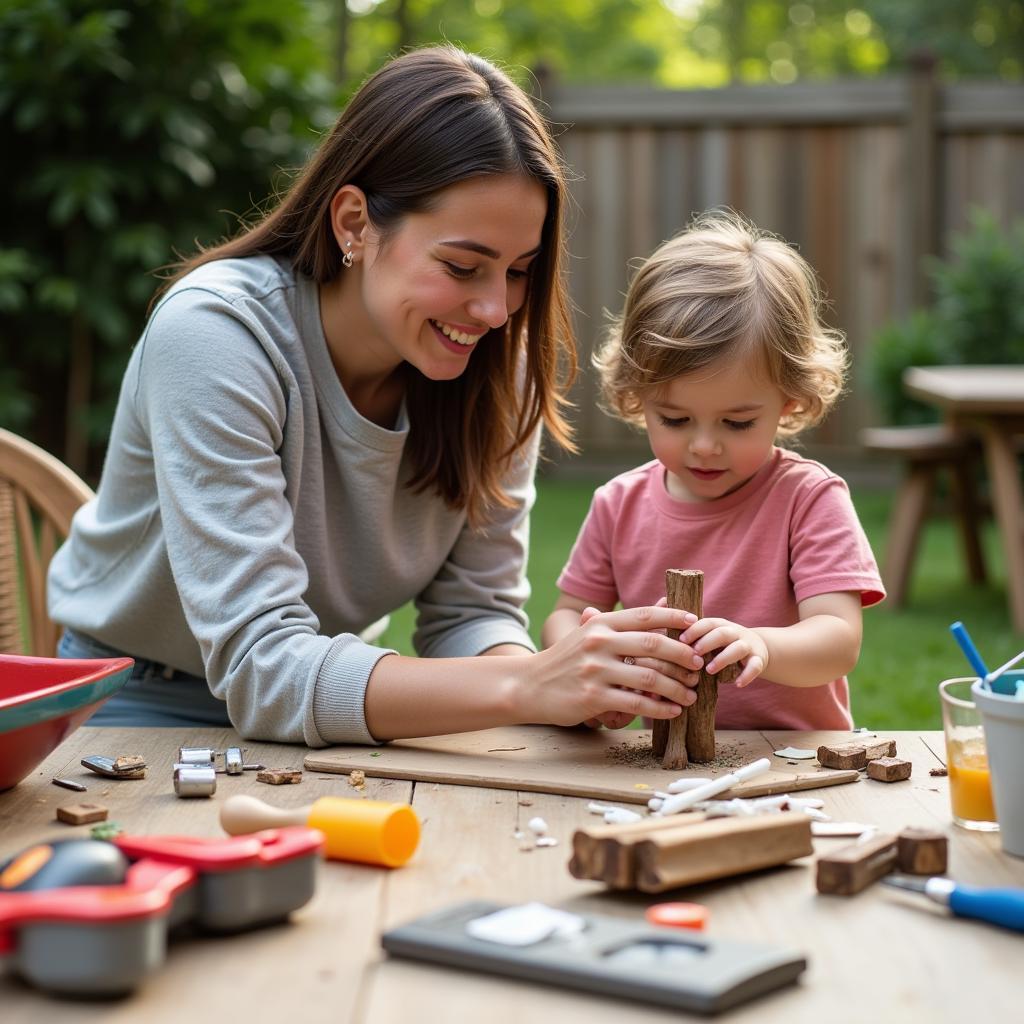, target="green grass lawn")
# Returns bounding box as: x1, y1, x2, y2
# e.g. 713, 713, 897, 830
380, 477, 1018, 730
